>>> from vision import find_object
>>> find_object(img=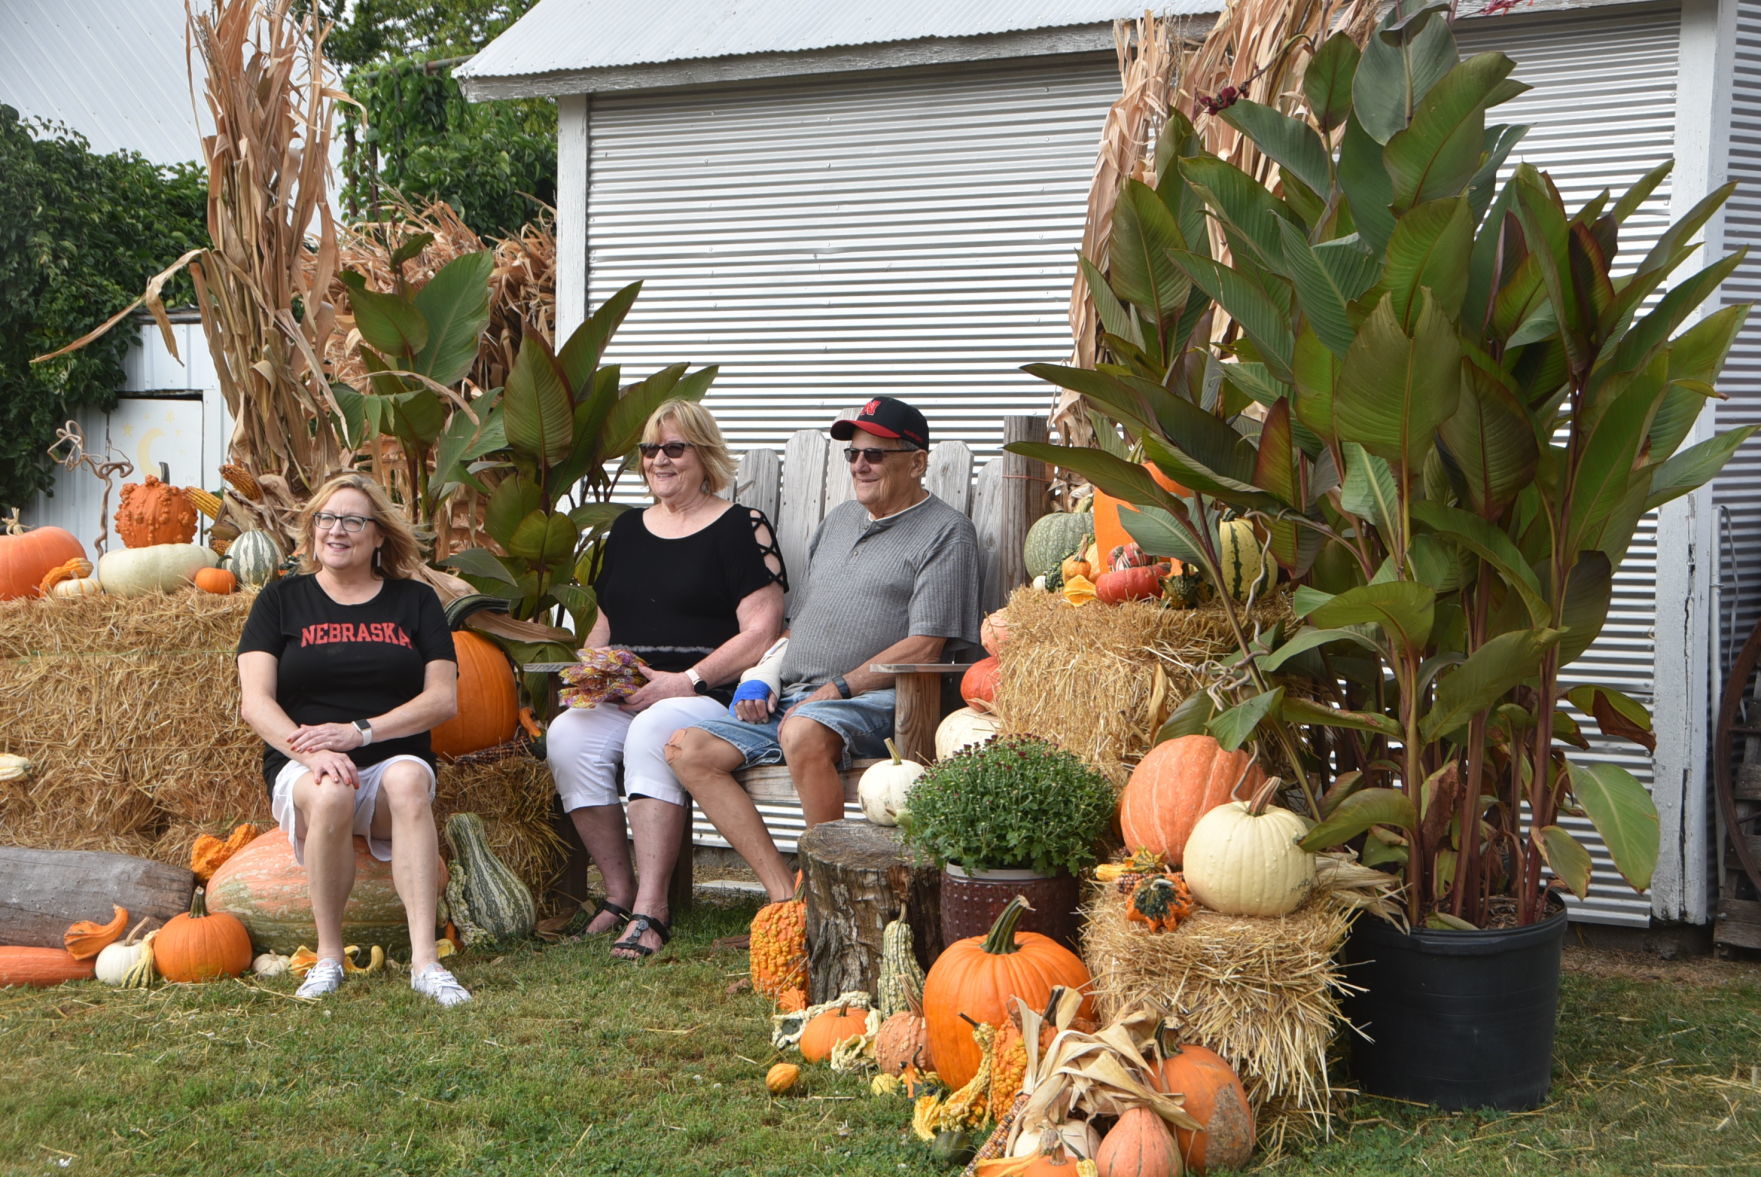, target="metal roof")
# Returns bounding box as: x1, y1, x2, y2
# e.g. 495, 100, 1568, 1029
457, 0, 1223, 88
